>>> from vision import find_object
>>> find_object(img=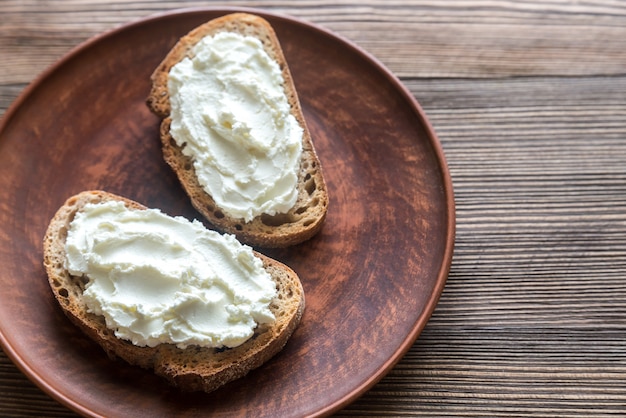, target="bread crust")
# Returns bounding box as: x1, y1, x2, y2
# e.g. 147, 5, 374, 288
146, 13, 328, 248
42, 190, 305, 393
